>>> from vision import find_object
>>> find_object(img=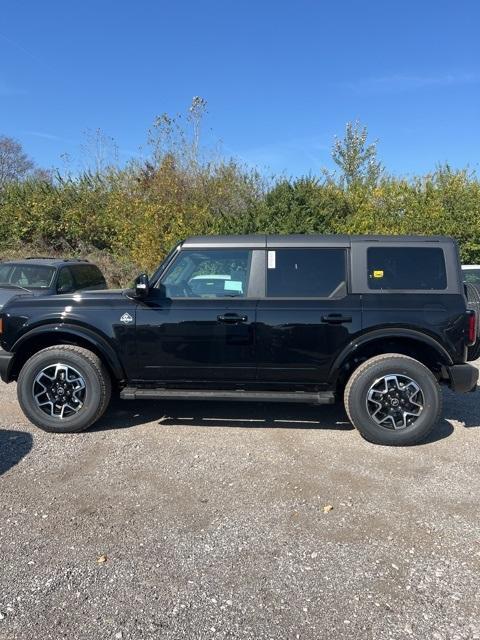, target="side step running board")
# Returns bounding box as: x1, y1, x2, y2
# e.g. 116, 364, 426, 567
120, 387, 335, 404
